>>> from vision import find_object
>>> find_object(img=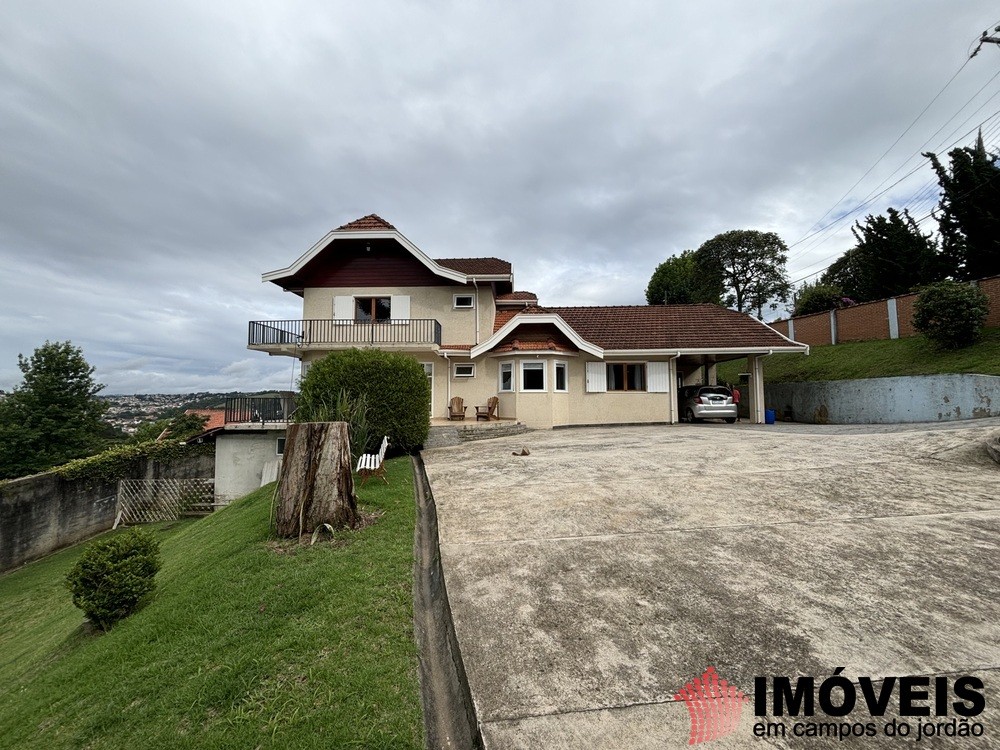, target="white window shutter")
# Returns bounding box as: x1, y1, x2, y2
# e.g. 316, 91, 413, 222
390, 295, 410, 321
647, 362, 670, 392
585, 361, 607, 393
334, 296, 354, 321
